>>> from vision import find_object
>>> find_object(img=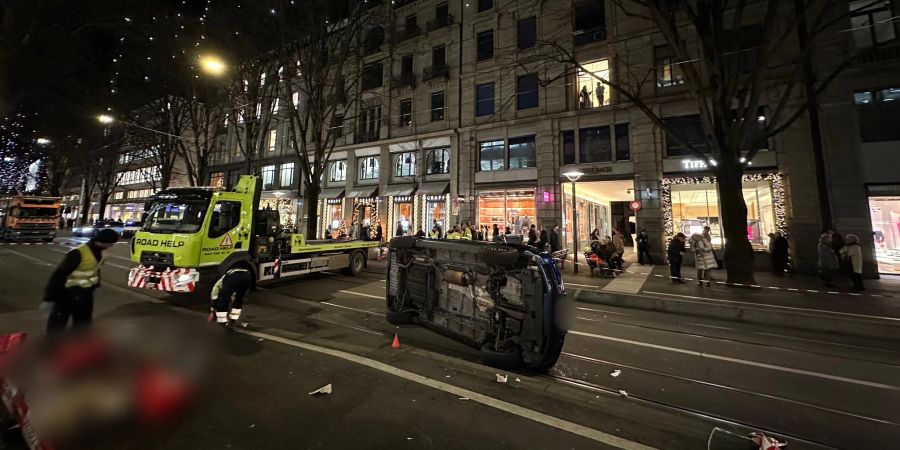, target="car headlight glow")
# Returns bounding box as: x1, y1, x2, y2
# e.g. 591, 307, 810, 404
83, 227, 94, 233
